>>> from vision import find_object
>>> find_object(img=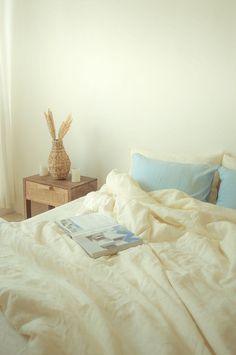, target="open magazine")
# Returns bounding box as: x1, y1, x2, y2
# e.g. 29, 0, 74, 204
57, 213, 143, 258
